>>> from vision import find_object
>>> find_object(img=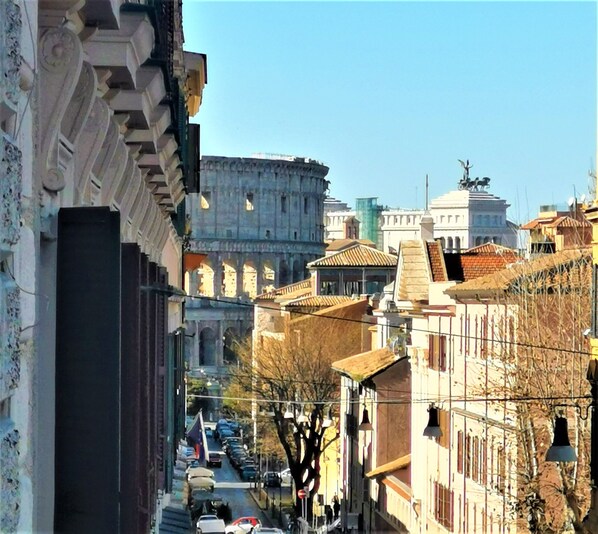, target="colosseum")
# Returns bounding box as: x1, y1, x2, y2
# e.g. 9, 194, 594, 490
184, 154, 330, 375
